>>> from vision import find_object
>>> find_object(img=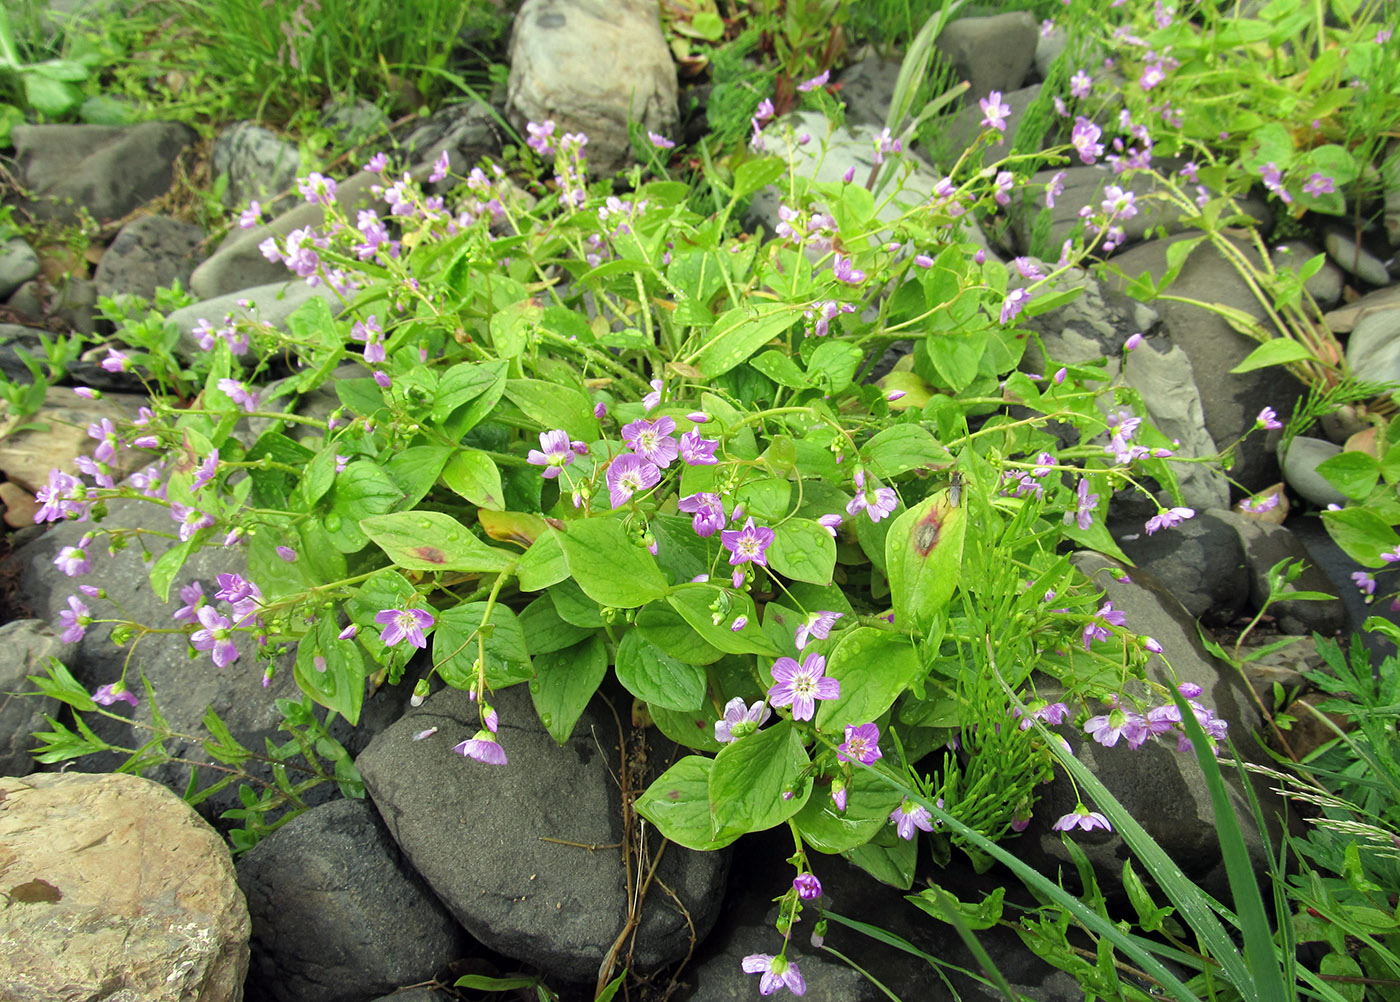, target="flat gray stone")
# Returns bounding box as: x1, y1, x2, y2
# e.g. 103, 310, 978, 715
165, 280, 347, 362
94, 214, 206, 303
0, 239, 41, 300
0, 620, 70, 776
936, 12, 1039, 106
